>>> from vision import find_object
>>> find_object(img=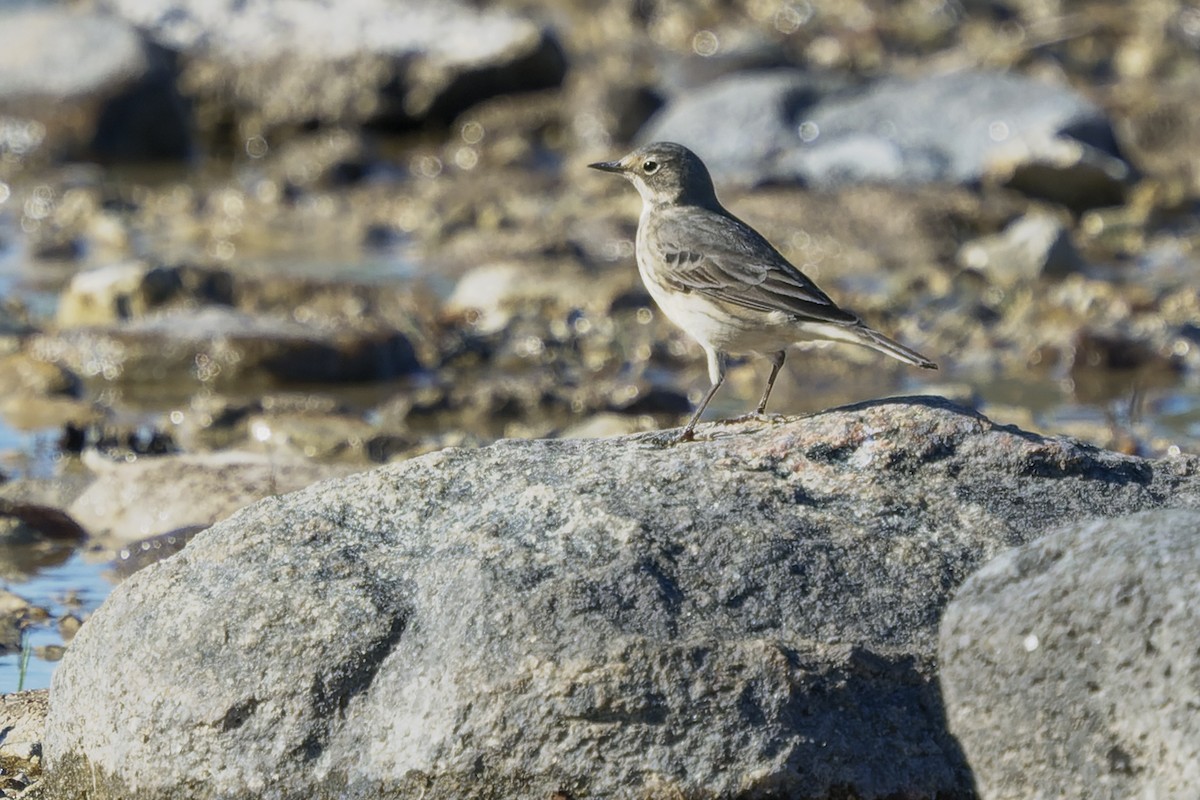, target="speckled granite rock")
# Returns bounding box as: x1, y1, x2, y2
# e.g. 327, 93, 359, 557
40, 399, 1200, 798
939, 508, 1200, 800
